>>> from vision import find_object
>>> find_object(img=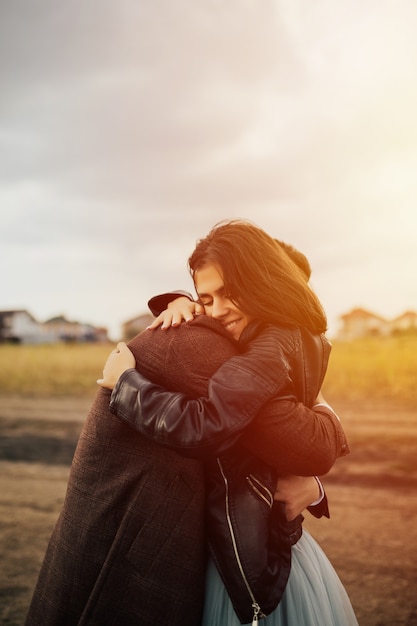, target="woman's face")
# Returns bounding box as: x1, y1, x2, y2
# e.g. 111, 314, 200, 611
194, 263, 253, 341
